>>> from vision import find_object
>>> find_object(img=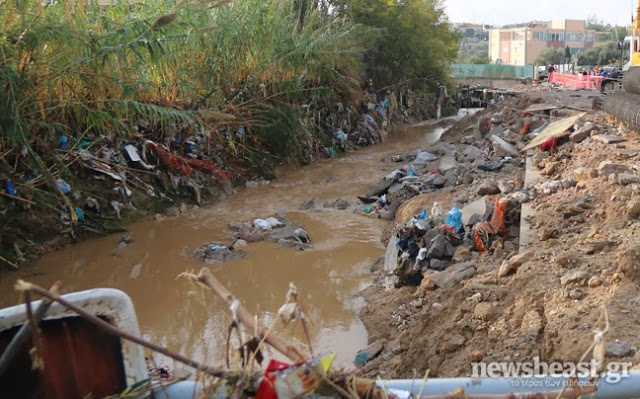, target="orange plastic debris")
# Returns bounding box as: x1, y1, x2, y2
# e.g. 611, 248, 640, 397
490, 198, 506, 234
520, 121, 531, 135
